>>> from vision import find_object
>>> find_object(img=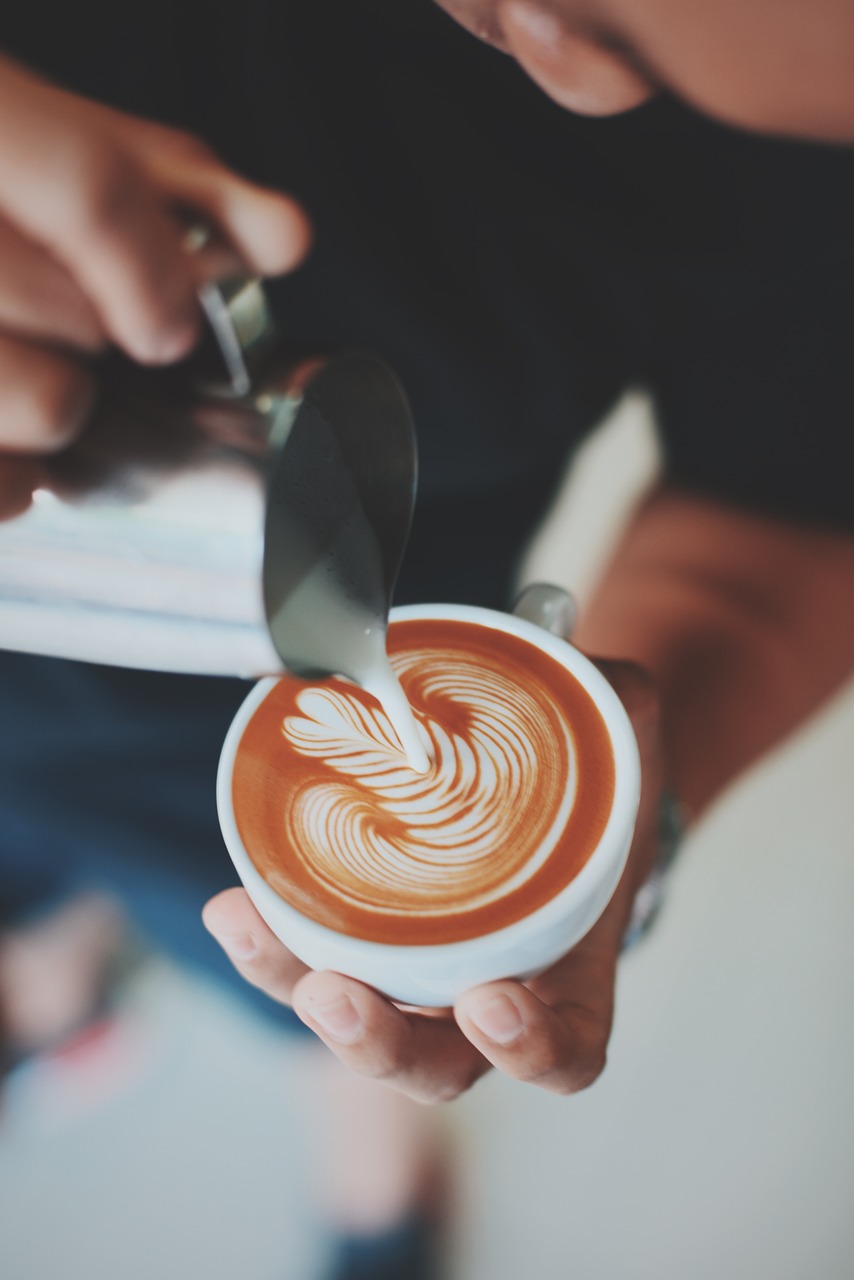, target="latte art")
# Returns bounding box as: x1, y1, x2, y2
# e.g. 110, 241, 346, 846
233, 618, 615, 944
282, 658, 576, 917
